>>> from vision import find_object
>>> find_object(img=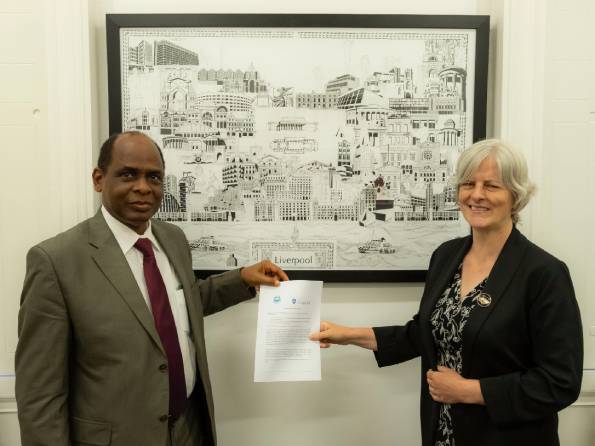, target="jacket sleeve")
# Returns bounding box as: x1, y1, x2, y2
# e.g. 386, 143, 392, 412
196, 268, 255, 316
175, 224, 254, 316
480, 261, 583, 426
373, 249, 439, 367
373, 315, 423, 367
15, 246, 71, 446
